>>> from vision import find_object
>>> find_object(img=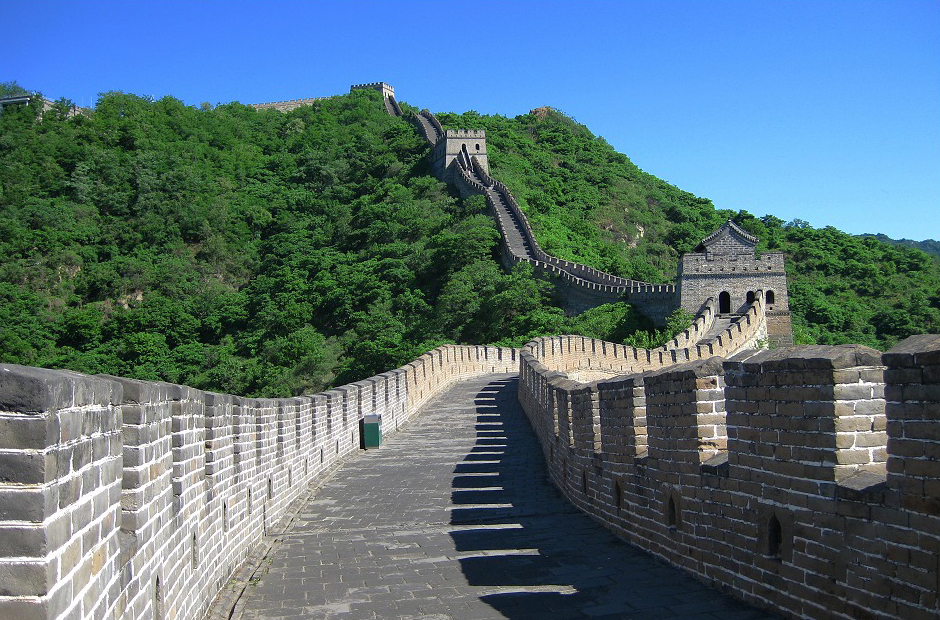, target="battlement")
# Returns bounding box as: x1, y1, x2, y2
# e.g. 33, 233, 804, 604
678, 228, 791, 344
250, 96, 332, 112
430, 127, 489, 182
249, 82, 395, 113
406, 101, 788, 333
0, 345, 517, 620
444, 129, 485, 138
0, 94, 83, 118
350, 82, 395, 99
518, 334, 940, 620
679, 251, 786, 274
